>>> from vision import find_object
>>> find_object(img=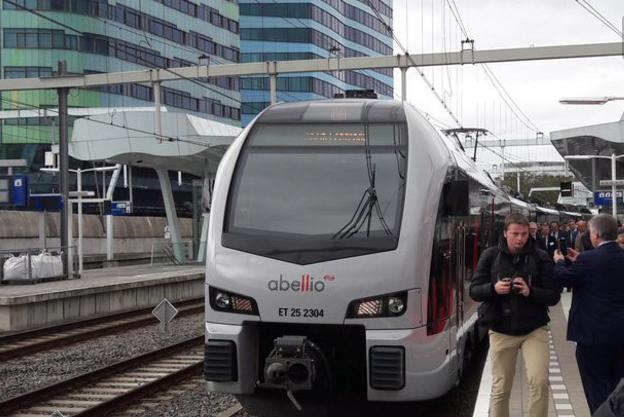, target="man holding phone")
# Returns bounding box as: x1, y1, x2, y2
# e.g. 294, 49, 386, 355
554, 214, 624, 414
471, 213, 560, 417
